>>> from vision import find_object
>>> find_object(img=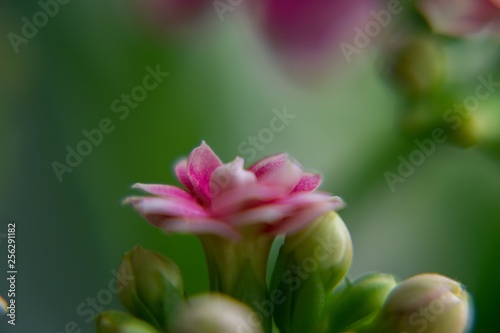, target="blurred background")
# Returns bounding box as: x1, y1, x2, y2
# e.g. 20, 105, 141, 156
1, 0, 499, 332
